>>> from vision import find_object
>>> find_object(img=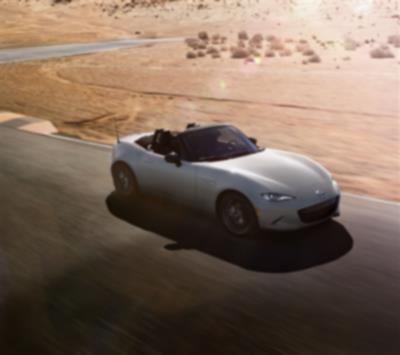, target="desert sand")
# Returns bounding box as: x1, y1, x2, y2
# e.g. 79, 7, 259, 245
0, 0, 399, 200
